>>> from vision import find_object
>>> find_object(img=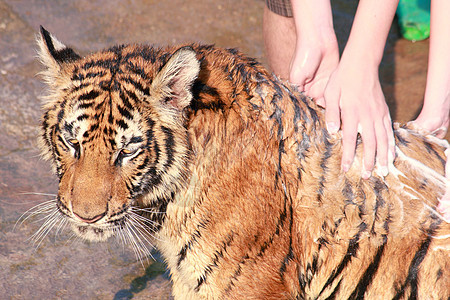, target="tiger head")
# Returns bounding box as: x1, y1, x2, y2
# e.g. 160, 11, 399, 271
37, 27, 200, 242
